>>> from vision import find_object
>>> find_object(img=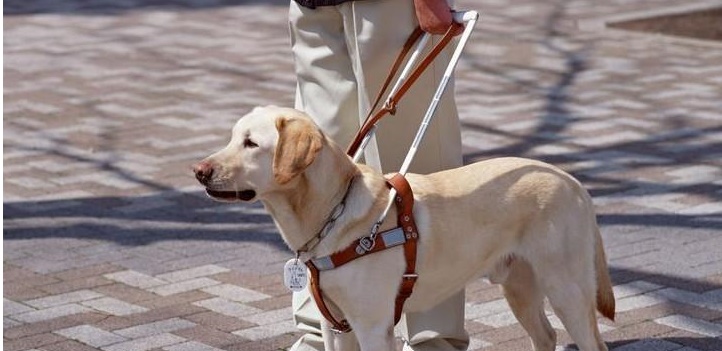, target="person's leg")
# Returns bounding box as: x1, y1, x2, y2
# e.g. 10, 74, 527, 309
344, 0, 463, 173
399, 291, 469, 351
290, 0, 360, 146
290, 0, 468, 348
289, 2, 361, 350
289, 287, 325, 351
343, 1, 468, 350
